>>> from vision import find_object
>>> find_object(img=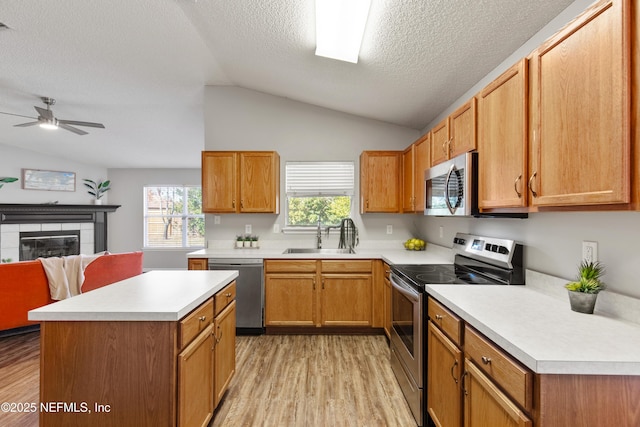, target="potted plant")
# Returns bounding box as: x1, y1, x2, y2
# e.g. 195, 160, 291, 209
565, 260, 605, 314
0, 177, 18, 189
250, 235, 259, 248
83, 178, 111, 204
235, 235, 244, 248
